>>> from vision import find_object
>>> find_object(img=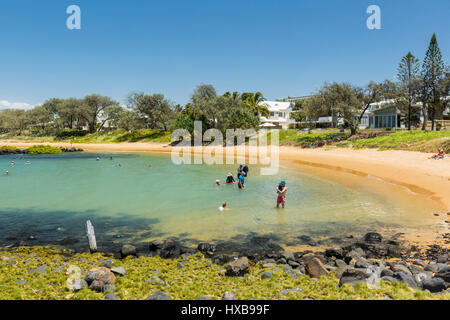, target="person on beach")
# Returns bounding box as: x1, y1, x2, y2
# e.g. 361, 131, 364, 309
430, 148, 446, 160
238, 173, 245, 189
276, 180, 287, 209
243, 164, 249, 177
218, 202, 229, 212
226, 172, 235, 184
215, 179, 221, 186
